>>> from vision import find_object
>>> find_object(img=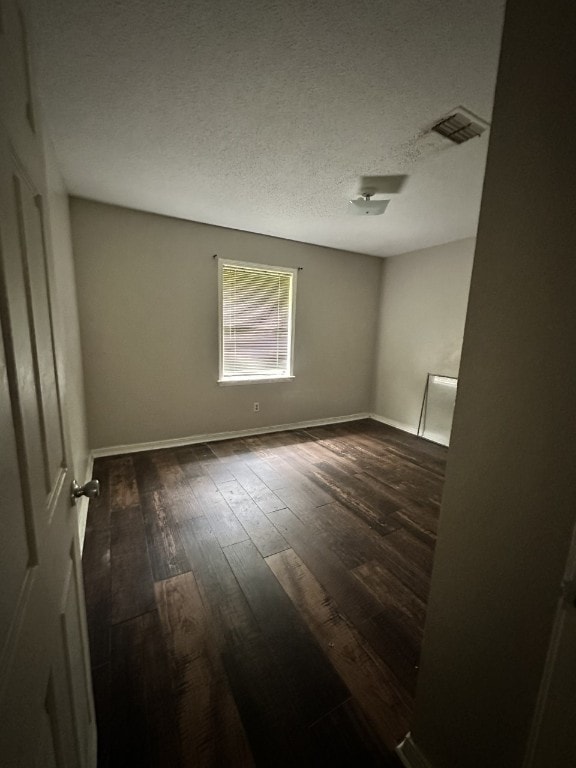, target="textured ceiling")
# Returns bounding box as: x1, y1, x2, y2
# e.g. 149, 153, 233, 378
32, 0, 505, 257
